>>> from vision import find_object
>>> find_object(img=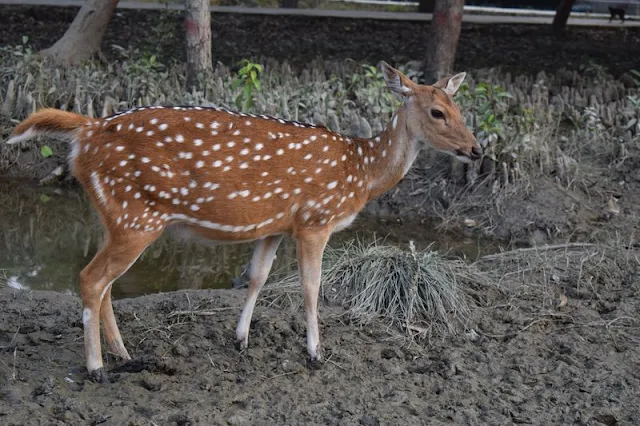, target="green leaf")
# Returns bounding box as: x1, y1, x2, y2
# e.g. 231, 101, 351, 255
253, 79, 262, 91
39, 194, 51, 203
22, 35, 28, 45
40, 145, 53, 158
231, 79, 243, 91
